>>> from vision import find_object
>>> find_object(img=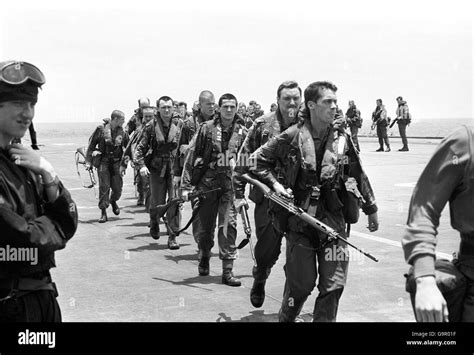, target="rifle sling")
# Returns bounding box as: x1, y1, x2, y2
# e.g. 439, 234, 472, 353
173, 200, 201, 236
